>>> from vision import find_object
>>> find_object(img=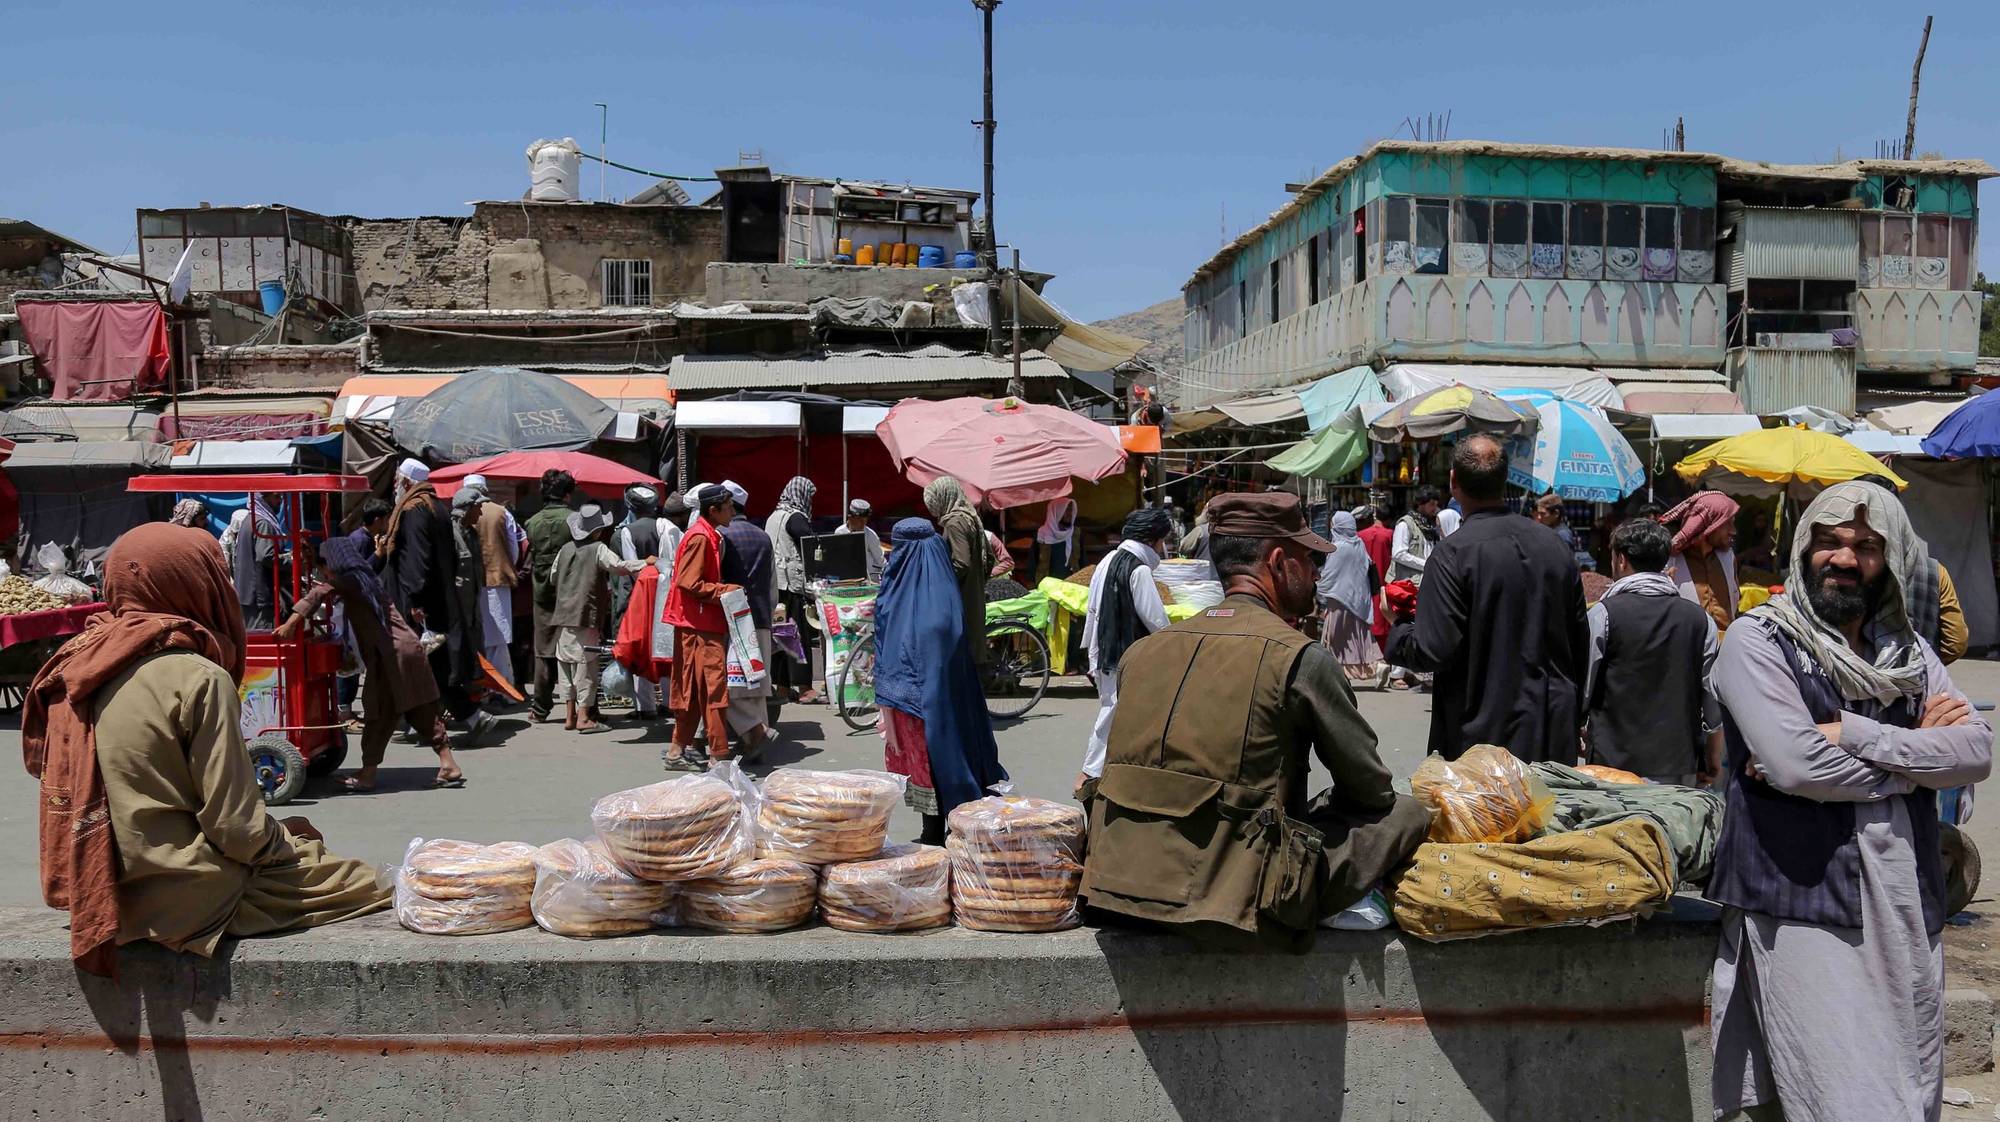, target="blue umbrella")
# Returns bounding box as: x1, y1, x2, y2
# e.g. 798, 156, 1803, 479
1919, 393, 2000, 458
1495, 389, 1646, 502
